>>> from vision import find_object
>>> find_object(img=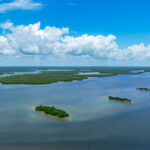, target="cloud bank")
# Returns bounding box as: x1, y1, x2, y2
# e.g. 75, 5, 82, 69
0, 0, 42, 12
0, 21, 149, 61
